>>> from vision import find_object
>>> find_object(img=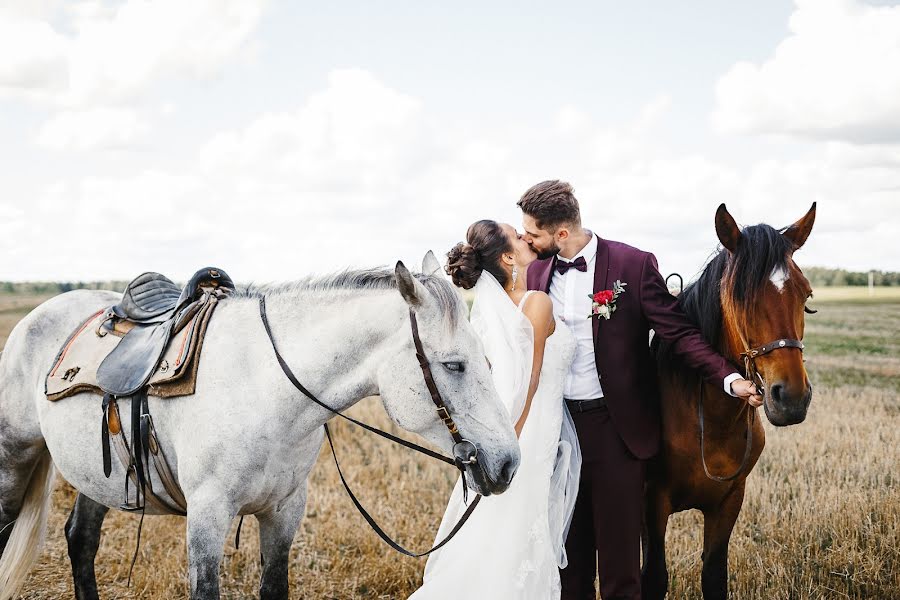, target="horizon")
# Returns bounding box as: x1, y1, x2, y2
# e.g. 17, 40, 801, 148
0, 263, 894, 287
